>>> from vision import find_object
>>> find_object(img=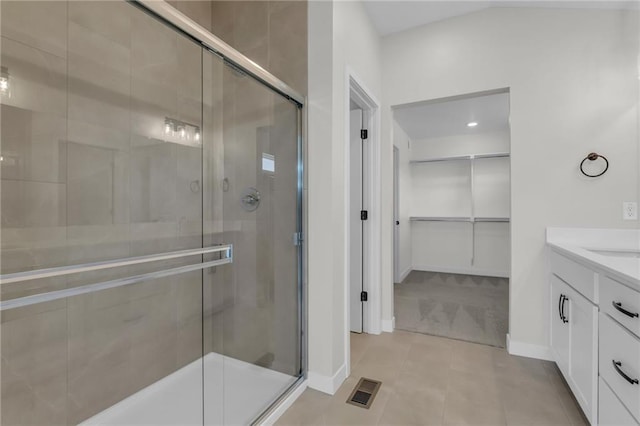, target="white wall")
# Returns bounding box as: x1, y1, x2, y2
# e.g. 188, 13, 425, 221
307, 0, 382, 393
307, 0, 336, 387
332, 0, 382, 370
382, 8, 639, 353
411, 131, 510, 160
411, 159, 472, 216
393, 120, 412, 282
